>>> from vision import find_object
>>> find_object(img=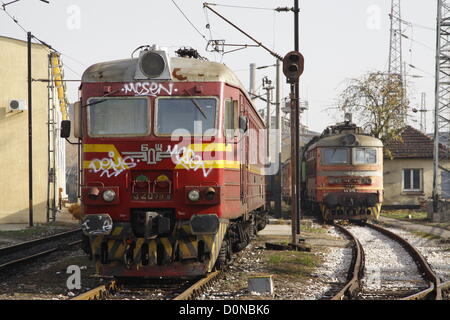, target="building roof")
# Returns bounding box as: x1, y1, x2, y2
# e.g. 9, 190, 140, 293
0, 35, 47, 48
384, 125, 449, 159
